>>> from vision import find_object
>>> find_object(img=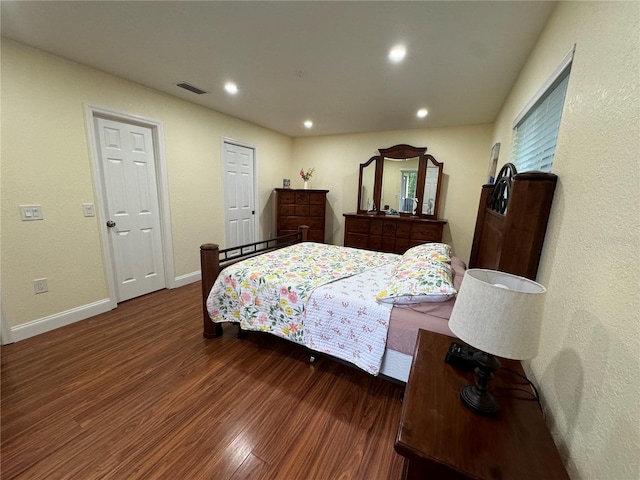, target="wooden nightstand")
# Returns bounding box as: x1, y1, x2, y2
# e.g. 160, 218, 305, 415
395, 329, 569, 480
